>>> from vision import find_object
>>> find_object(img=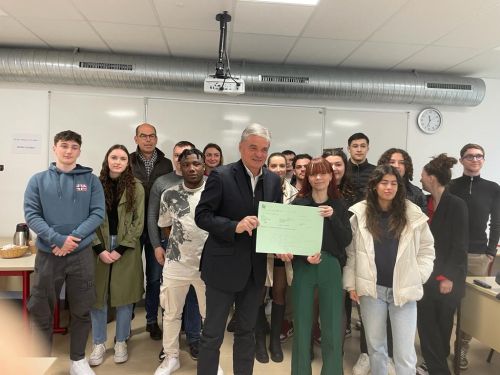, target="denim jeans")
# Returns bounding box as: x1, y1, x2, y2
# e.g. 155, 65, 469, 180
360, 285, 417, 375
91, 303, 133, 344
144, 234, 162, 324
184, 285, 202, 343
